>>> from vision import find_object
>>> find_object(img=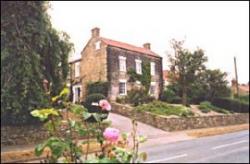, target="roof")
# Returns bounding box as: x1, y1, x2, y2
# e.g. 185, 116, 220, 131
239, 84, 249, 92
100, 37, 160, 58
